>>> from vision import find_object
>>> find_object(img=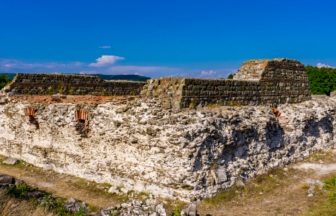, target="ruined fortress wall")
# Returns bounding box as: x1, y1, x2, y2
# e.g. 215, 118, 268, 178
0, 58, 311, 108
4, 73, 146, 96
140, 77, 311, 109
233, 58, 308, 81
0, 97, 335, 201
140, 58, 311, 108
